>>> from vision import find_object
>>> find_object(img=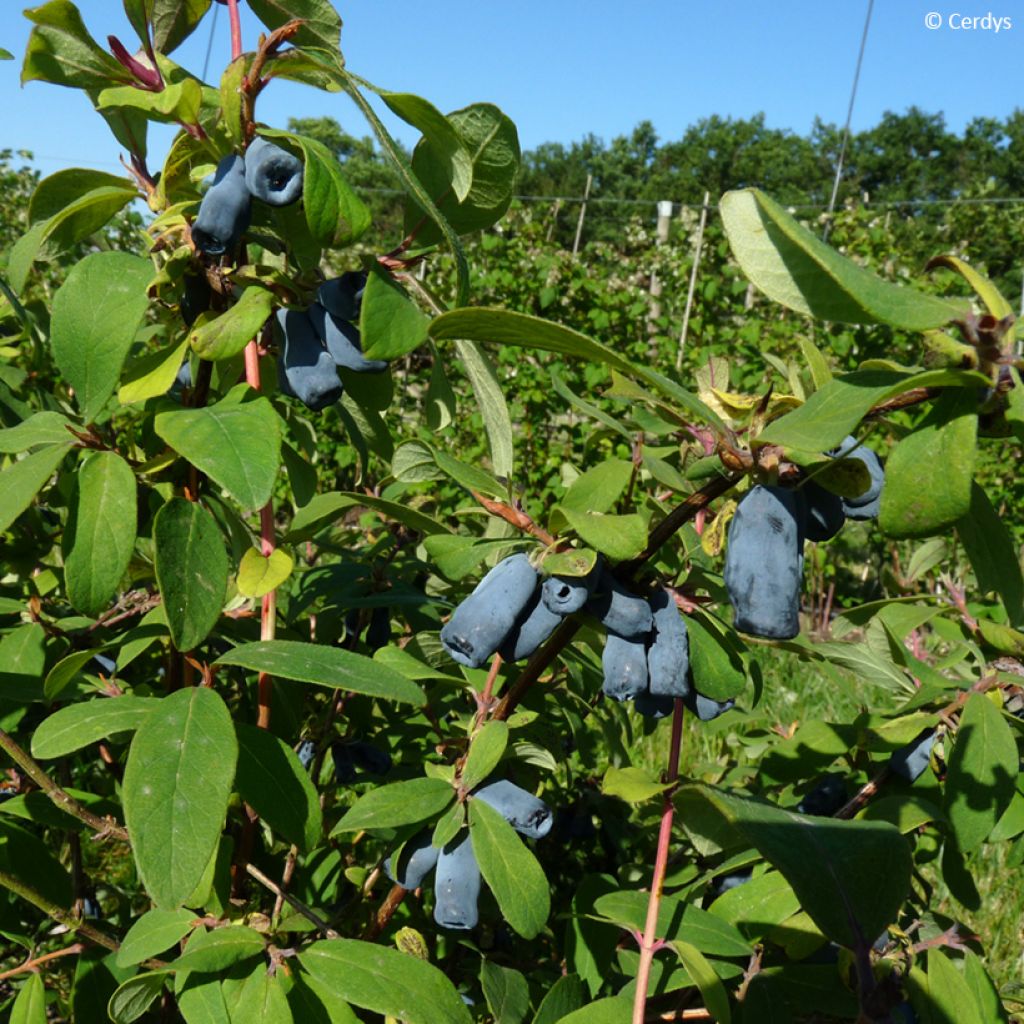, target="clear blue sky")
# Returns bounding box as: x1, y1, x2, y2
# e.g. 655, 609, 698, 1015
4, 1, 1022, 190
